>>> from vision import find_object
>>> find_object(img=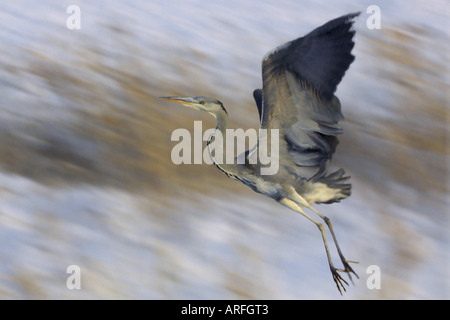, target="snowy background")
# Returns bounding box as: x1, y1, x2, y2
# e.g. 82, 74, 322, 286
0, 0, 448, 299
